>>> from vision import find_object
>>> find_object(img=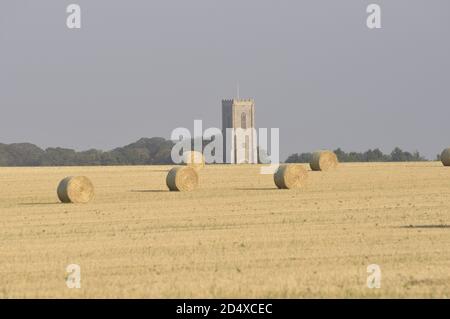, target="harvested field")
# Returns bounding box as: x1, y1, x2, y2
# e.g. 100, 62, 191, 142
0, 162, 450, 298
